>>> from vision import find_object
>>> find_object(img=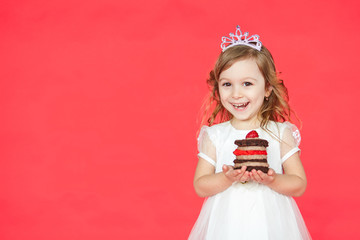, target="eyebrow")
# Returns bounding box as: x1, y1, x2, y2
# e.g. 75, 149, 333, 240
219, 77, 258, 81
